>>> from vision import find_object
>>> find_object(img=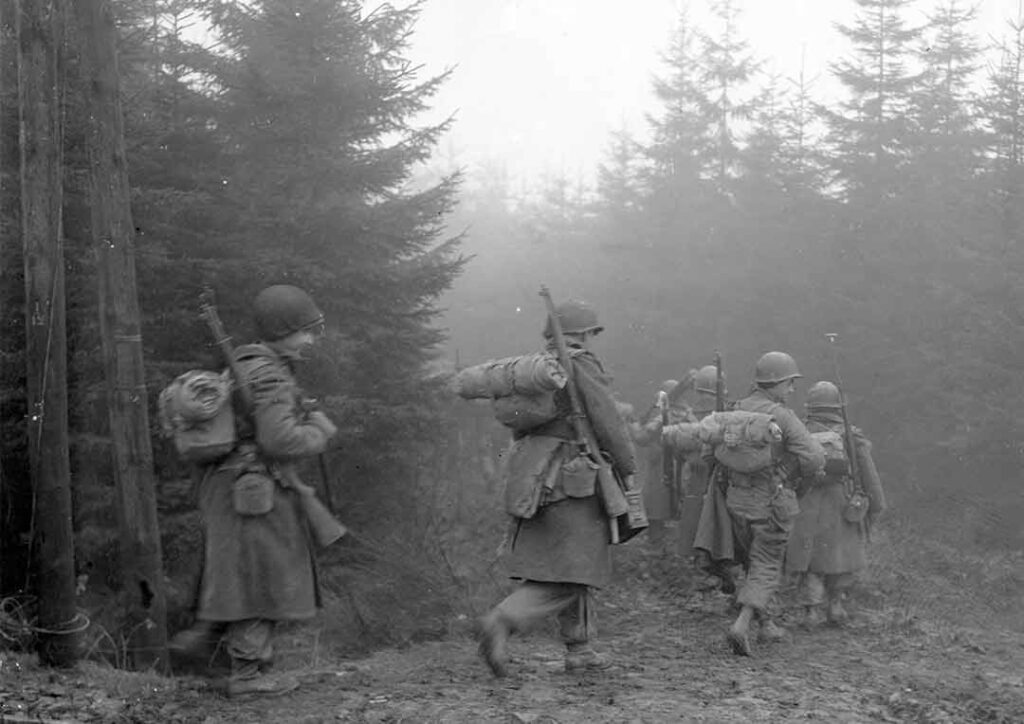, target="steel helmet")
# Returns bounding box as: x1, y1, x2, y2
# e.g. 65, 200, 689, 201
754, 351, 802, 385
543, 299, 604, 338
806, 380, 843, 409
253, 284, 324, 341
694, 365, 726, 395
659, 379, 679, 394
